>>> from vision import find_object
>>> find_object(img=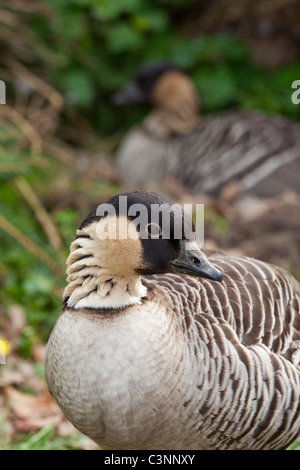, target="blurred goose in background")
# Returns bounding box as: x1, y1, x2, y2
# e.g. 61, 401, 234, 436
45, 190, 300, 450
112, 63, 300, 199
